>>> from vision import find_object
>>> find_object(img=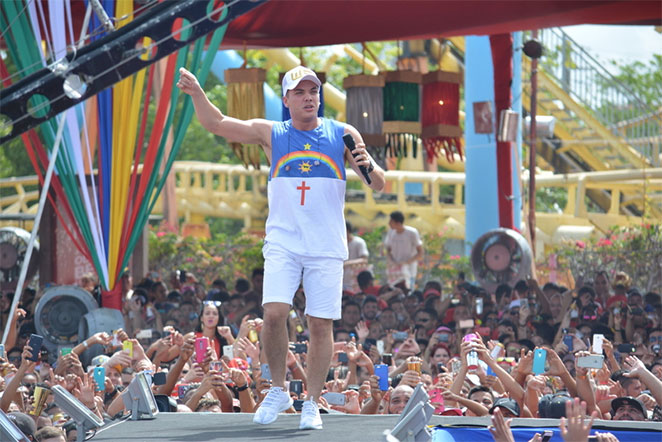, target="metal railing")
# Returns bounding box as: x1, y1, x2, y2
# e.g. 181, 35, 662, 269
533, 28, 661, 165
